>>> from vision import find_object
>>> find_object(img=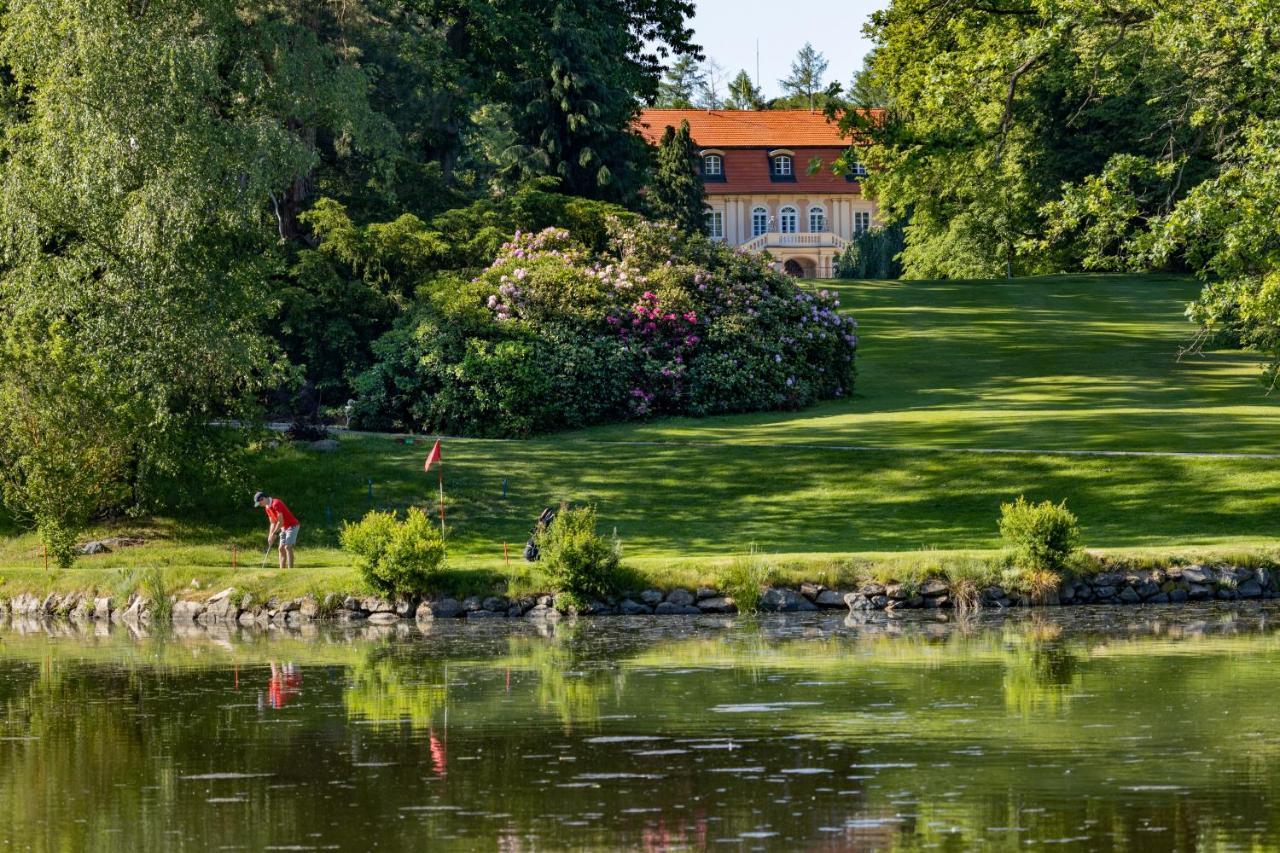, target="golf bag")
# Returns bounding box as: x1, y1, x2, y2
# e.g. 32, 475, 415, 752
523, 506, 556, 562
